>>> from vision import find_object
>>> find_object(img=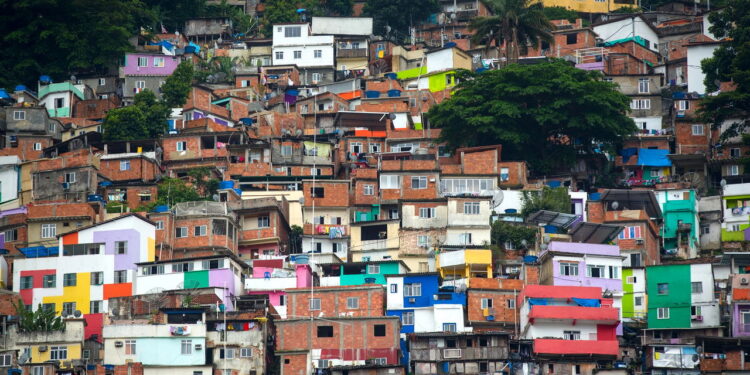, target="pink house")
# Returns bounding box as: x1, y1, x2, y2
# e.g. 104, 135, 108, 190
123, 53, 180, 76
245, 260, 313, 319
